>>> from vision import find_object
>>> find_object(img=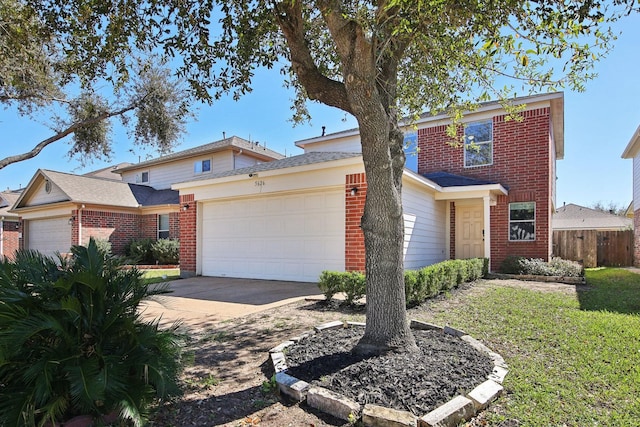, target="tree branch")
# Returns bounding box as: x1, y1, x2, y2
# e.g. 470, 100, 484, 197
0, 103, 135, 170
272, 0, 352, 114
